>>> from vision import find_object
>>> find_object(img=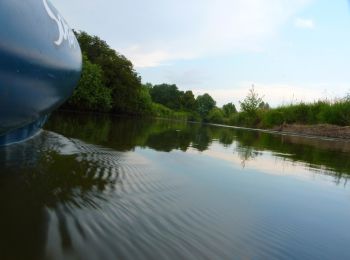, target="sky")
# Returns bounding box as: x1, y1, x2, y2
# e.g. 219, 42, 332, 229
51, 0, 350, 107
